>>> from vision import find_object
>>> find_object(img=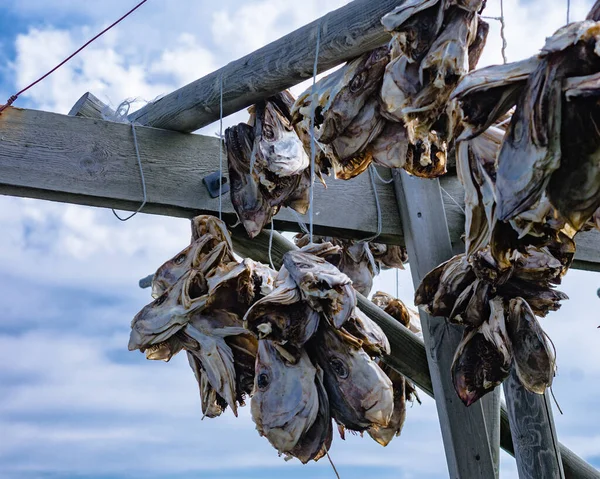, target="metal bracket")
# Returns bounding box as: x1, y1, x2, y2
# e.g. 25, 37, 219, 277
203, 170, 229, 198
